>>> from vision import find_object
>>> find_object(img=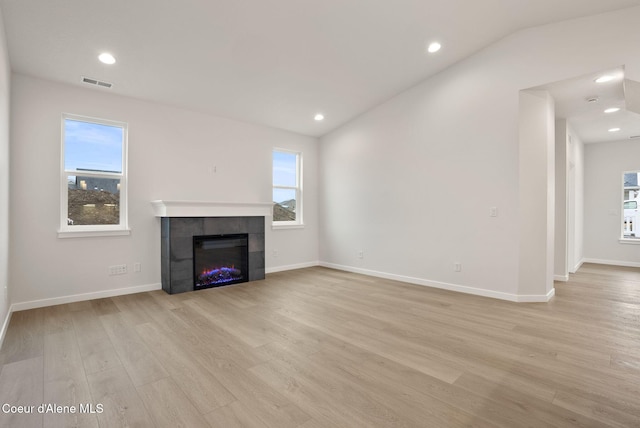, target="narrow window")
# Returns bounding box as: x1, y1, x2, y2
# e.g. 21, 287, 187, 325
59, 114, 129, 237
622, 171, 639, 240
272, 149, 302, 227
